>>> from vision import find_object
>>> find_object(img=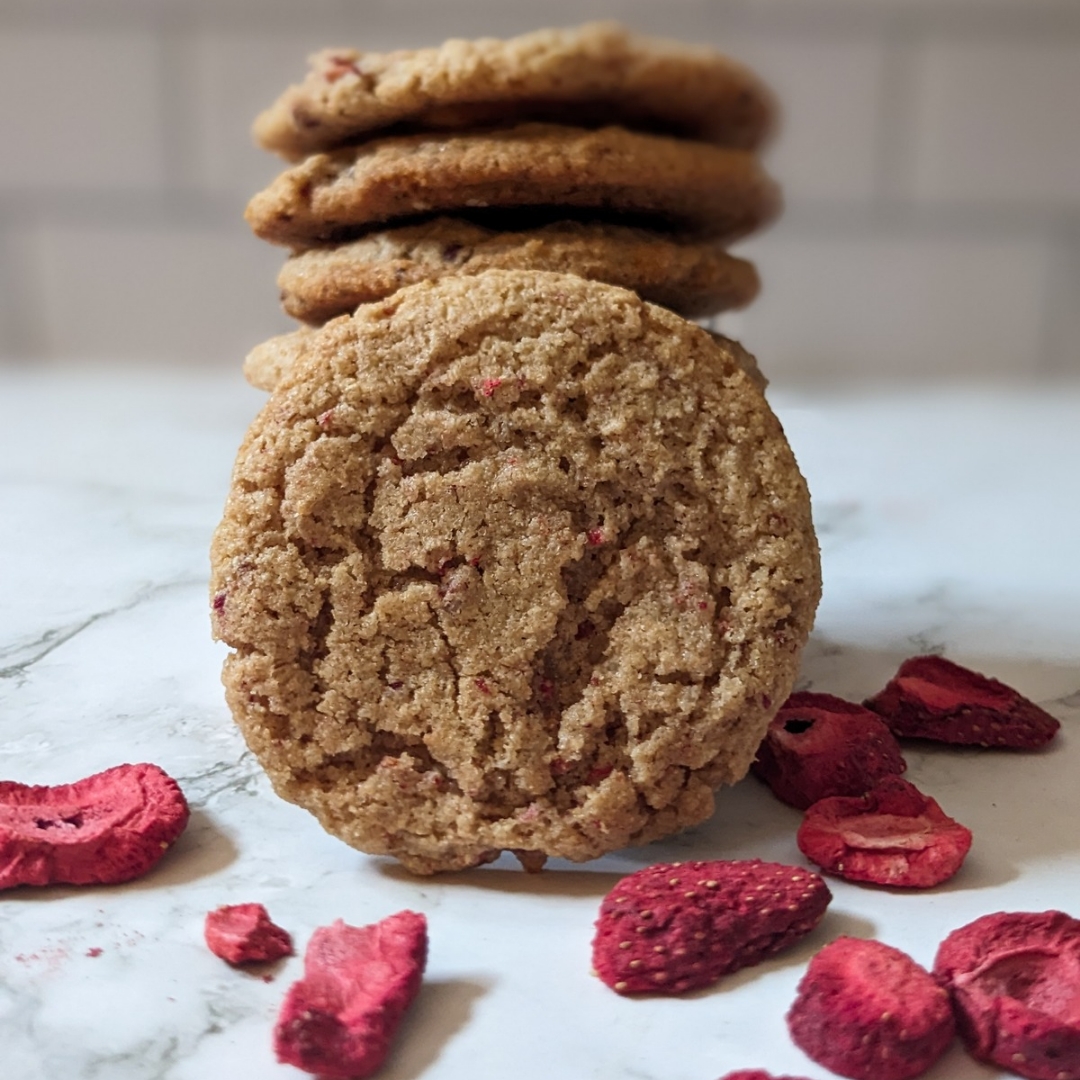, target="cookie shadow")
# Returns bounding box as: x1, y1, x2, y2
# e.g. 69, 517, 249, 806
377, 859, 624, 898
615, 780, 808, 870
377, 975, 492, 1079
